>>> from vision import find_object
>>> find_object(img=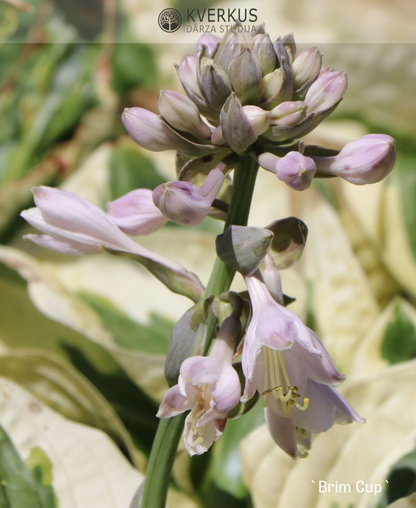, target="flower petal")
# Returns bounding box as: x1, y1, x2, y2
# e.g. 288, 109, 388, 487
179, 356, 221, 388
157, 384, 193, 418
264, 407, 297, 458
